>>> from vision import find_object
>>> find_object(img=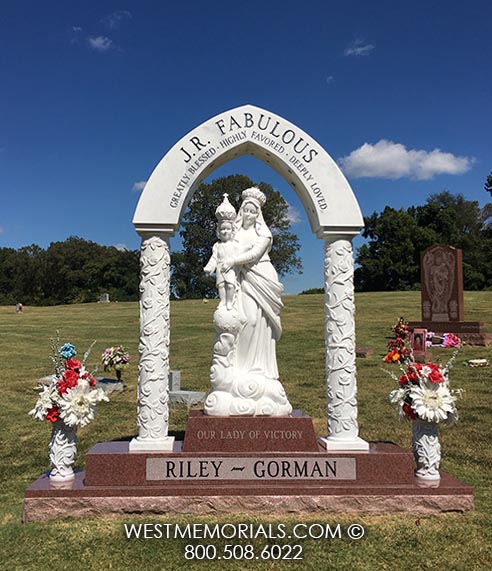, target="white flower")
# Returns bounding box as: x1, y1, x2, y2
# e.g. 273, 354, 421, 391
409, 380, 457, 423
58, 379, 109, 427
28, 383, 57, 420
